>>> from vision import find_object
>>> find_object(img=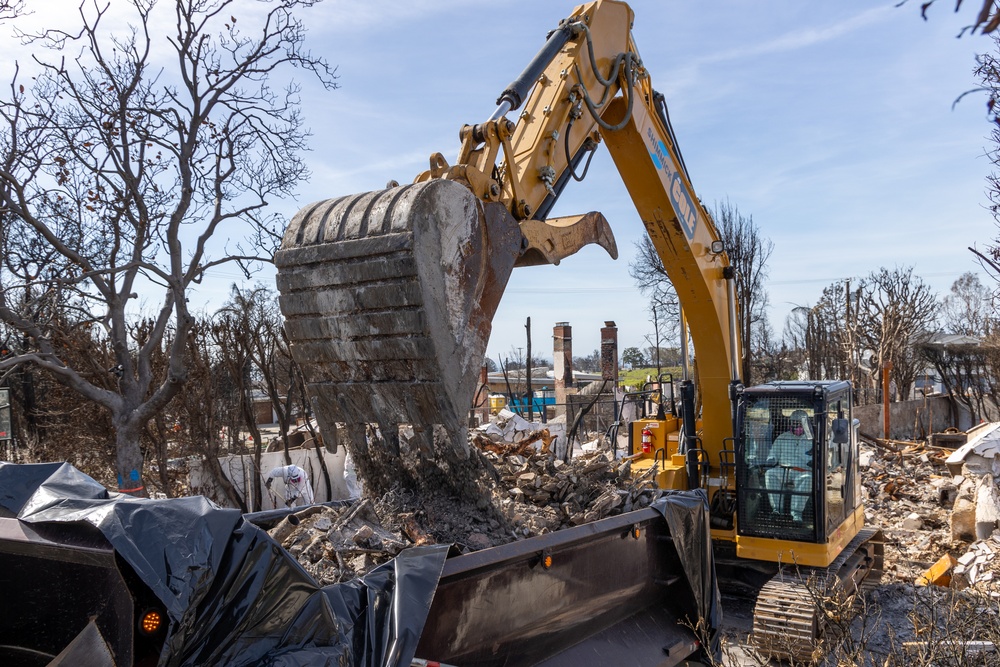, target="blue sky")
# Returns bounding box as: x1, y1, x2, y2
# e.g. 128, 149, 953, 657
15, 1, 1000, 366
